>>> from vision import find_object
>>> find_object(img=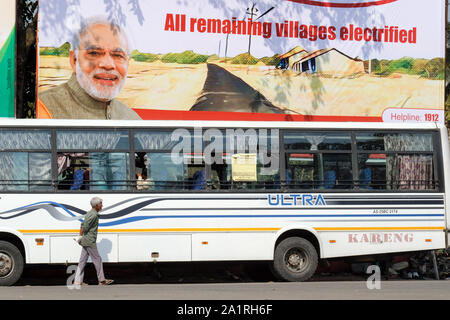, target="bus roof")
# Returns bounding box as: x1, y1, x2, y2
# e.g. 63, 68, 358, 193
0, 118, 442, 130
